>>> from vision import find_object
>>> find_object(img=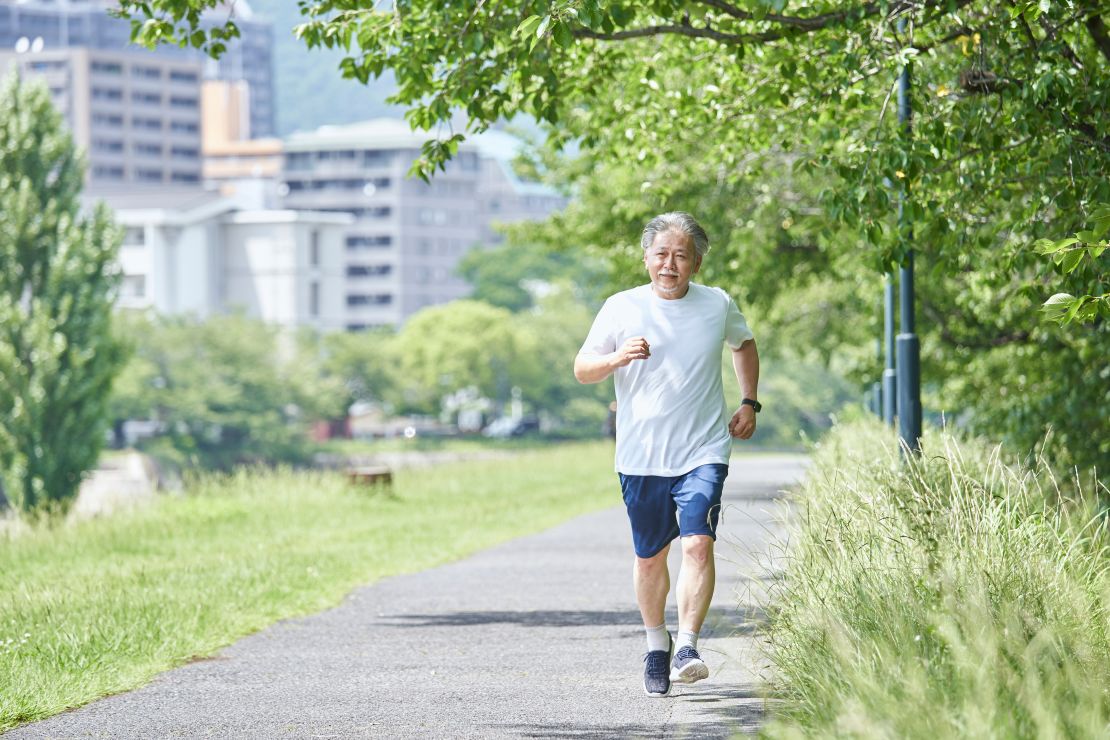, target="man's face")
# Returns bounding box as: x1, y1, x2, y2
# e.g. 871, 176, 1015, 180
644, 229, 701, 299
